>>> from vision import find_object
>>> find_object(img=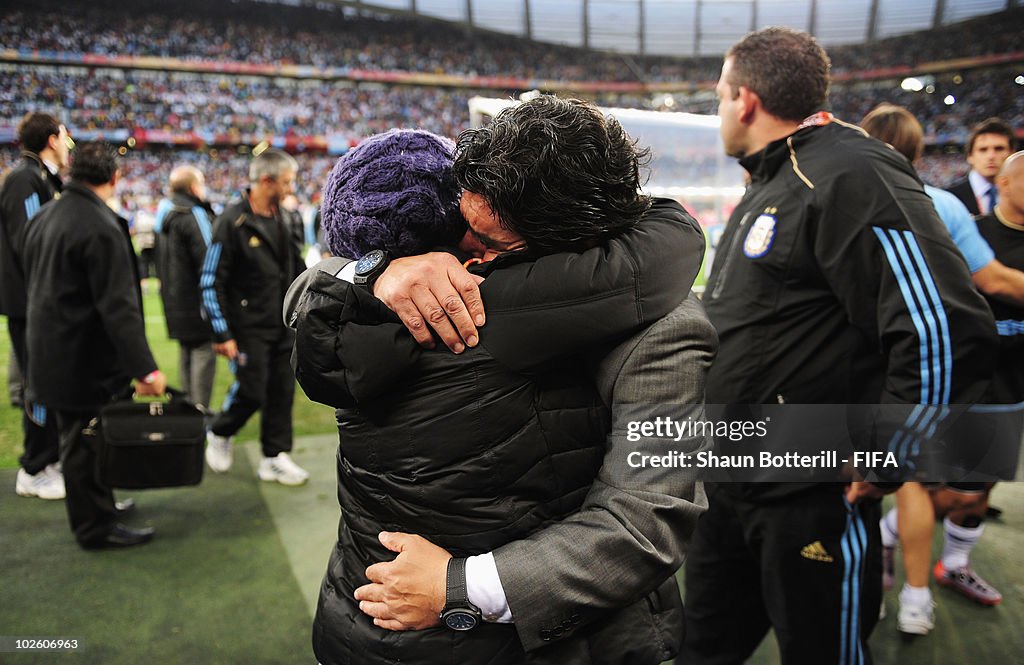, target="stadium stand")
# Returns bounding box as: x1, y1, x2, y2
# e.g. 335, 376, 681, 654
0, 0, 1021, 204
